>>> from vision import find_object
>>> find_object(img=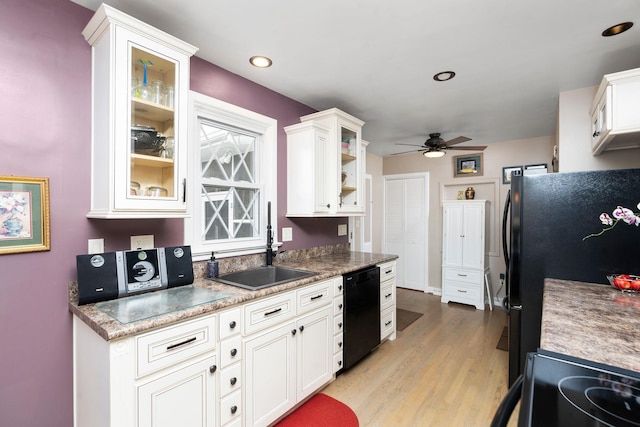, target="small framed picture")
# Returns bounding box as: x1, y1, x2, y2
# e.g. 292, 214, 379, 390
502, 166, 523, 185
0, 176, 50, 255
524, 163, 548, 175
453, 154, 483, 178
